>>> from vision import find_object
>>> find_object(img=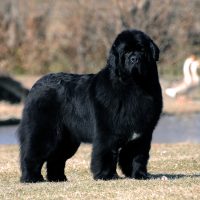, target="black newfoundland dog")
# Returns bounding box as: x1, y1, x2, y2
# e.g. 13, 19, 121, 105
18, 29, 162, 183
